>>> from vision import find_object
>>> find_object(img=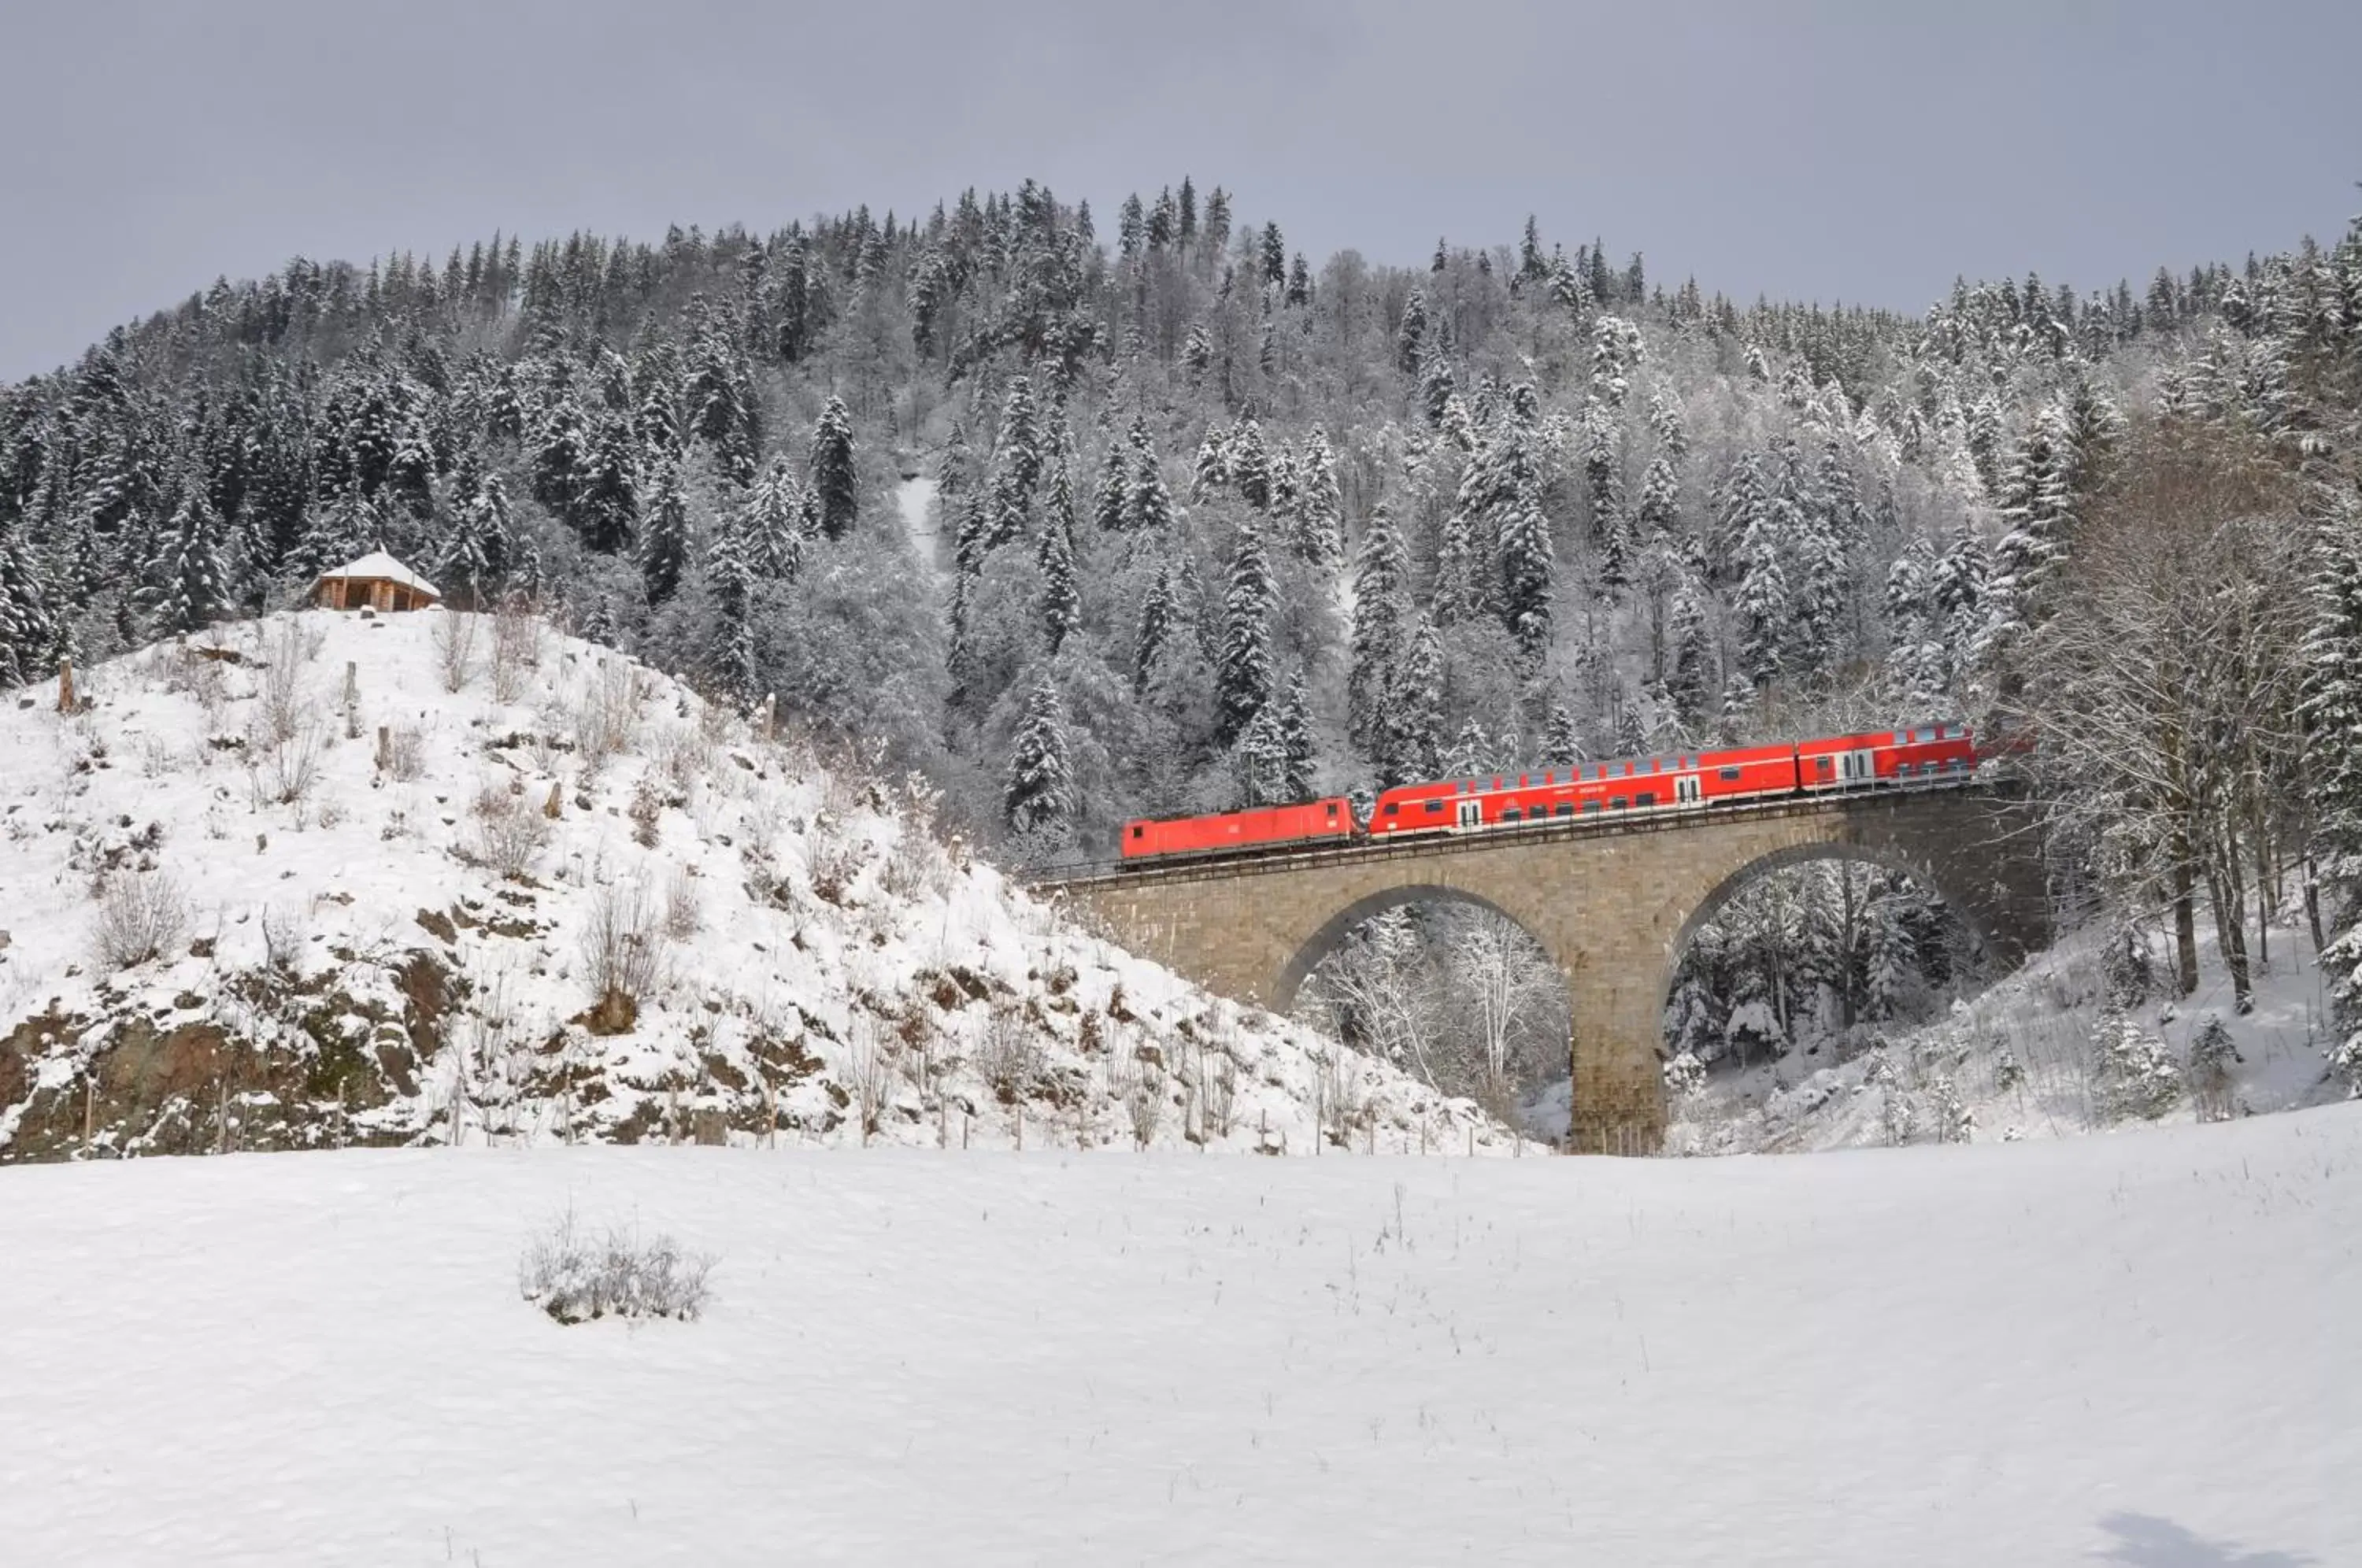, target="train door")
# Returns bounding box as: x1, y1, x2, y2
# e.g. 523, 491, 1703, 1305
1838, 748, 1876, 786
1675, 772, 1703, 807
1456, 799, 1483, 830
